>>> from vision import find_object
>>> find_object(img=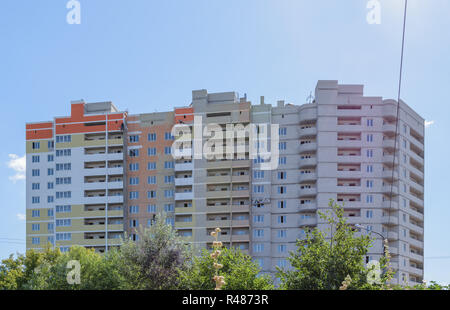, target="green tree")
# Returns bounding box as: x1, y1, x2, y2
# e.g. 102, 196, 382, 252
0, 246, 61, 290
118, 214, 191, 290
277, 199, 390, 290
28, 245, 126, 290
179, 247, 274, 290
